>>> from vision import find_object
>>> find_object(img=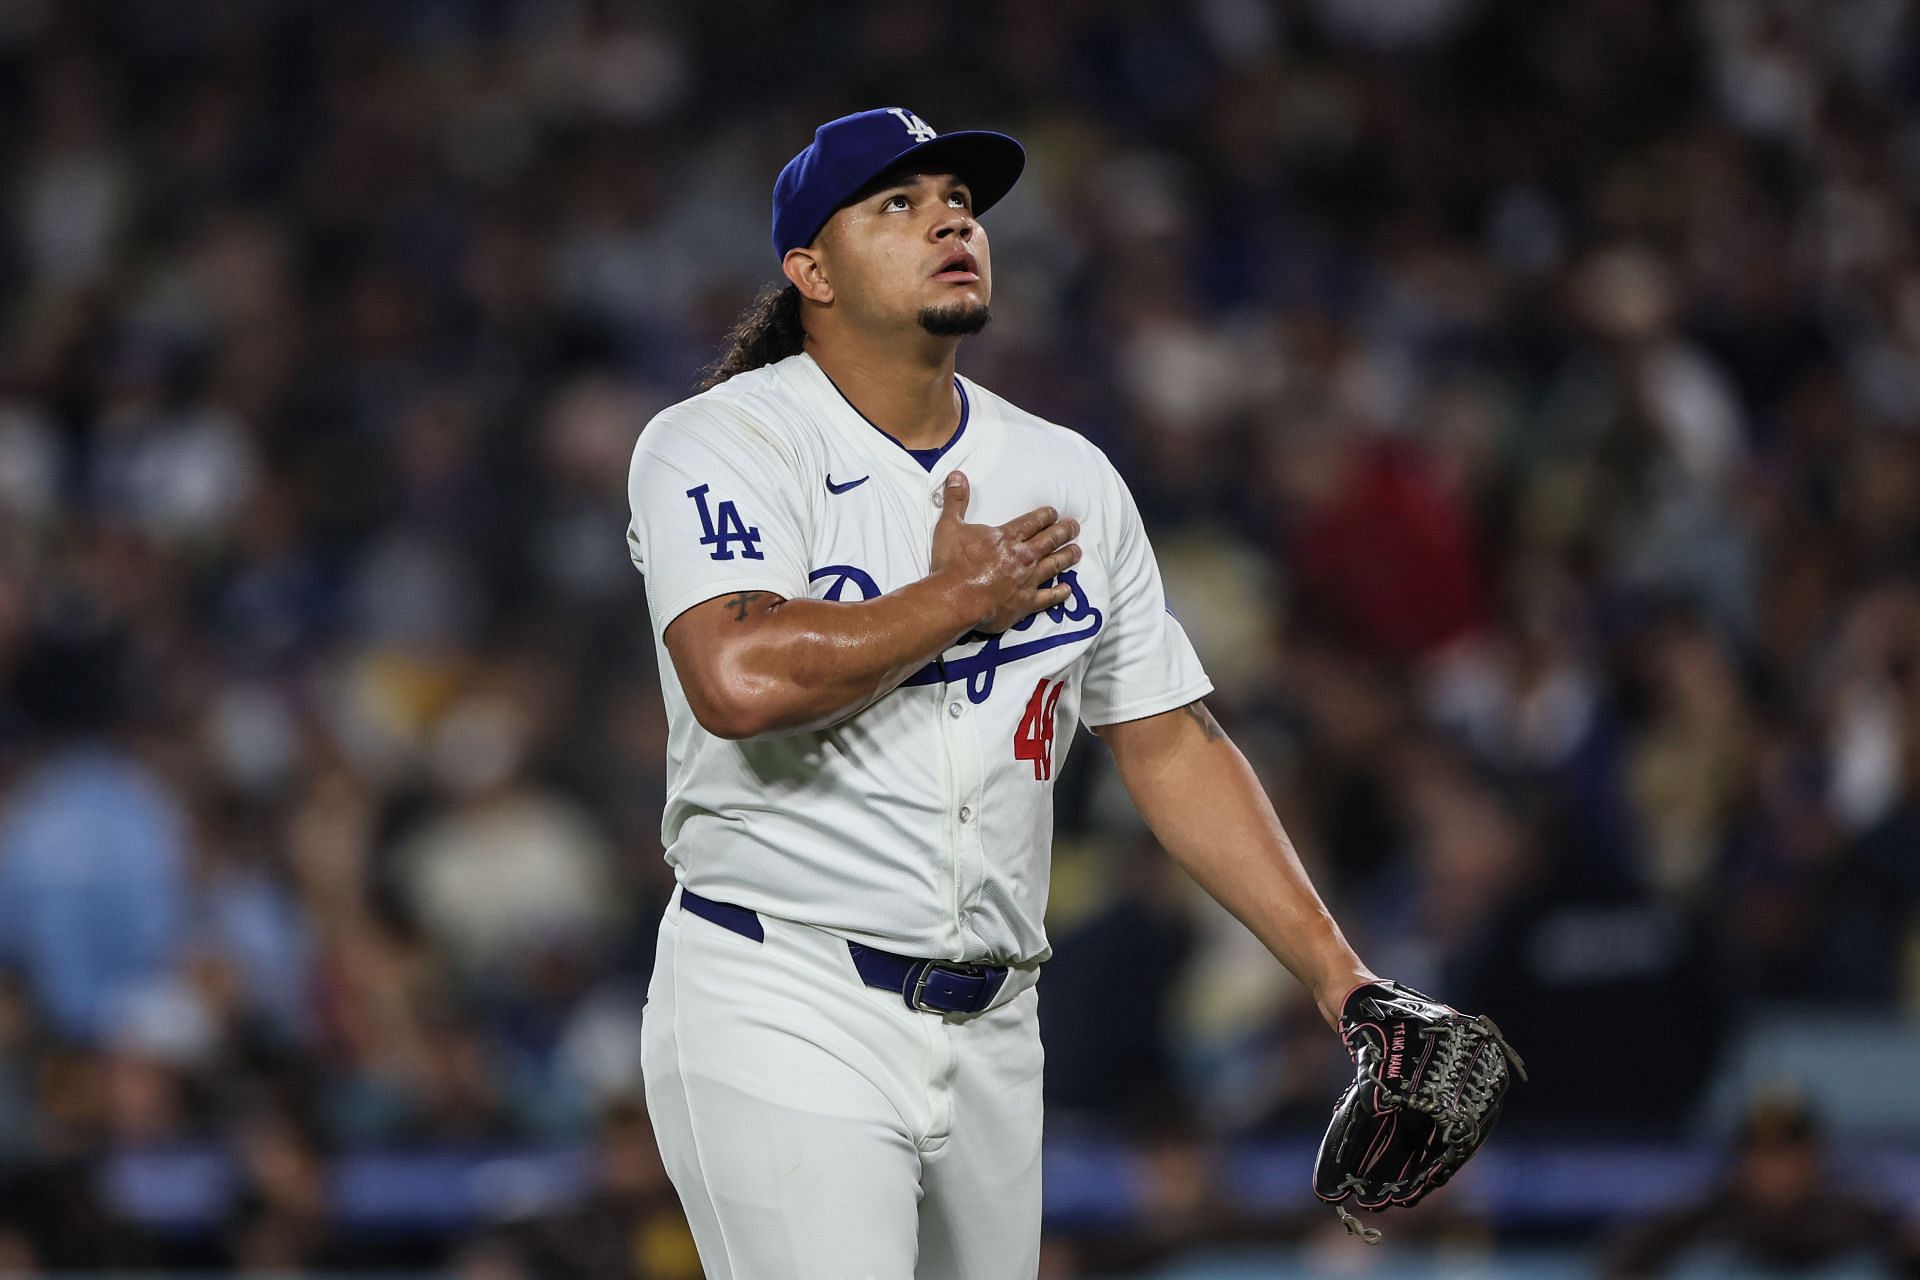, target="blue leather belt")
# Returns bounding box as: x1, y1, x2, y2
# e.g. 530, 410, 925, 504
679, 888, 1010, 1015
